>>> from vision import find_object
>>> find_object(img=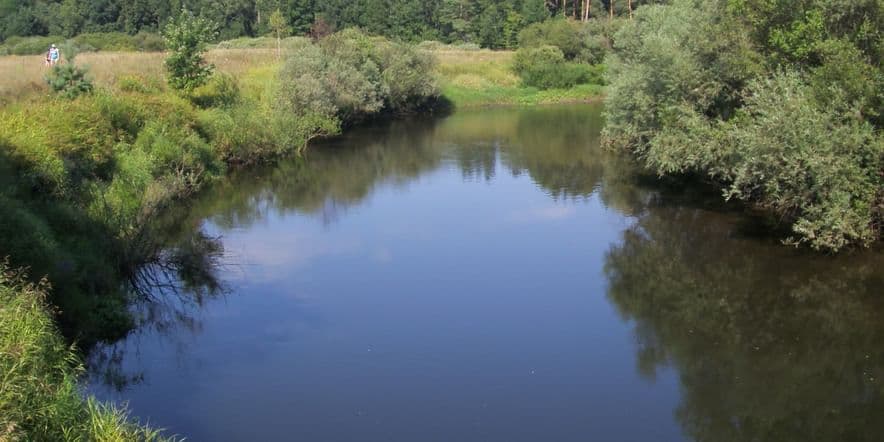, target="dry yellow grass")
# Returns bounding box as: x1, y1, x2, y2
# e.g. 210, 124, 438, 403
0, 49, 281, 105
